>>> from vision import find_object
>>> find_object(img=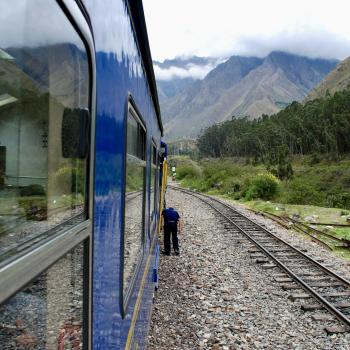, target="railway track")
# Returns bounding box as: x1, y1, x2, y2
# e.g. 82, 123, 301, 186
251, 209, 350, 251
170, 185, 350, 333
0, 212, 85, 265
